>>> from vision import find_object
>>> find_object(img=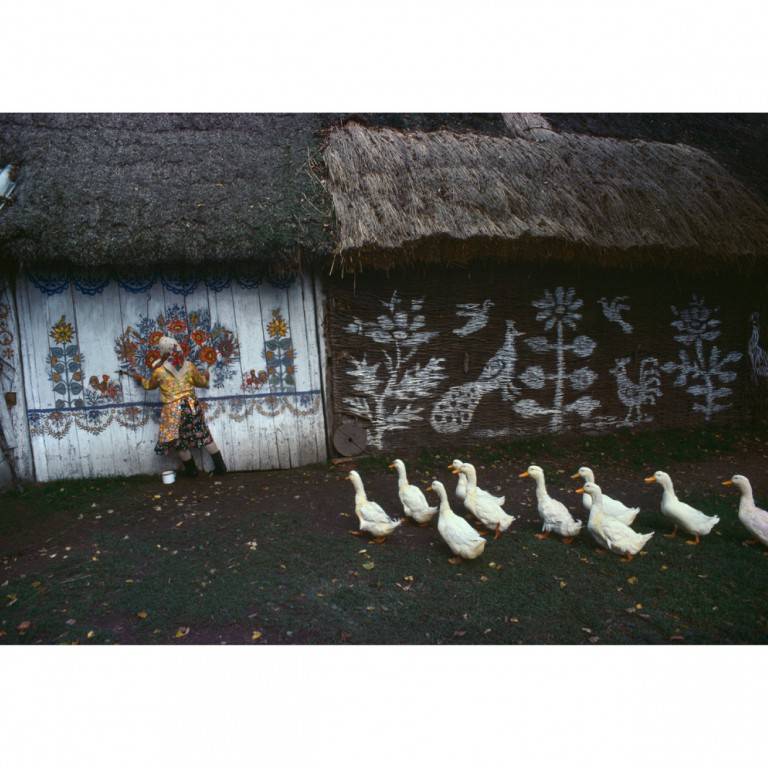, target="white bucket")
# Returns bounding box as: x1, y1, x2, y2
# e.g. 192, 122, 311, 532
161, 470, 176, 485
